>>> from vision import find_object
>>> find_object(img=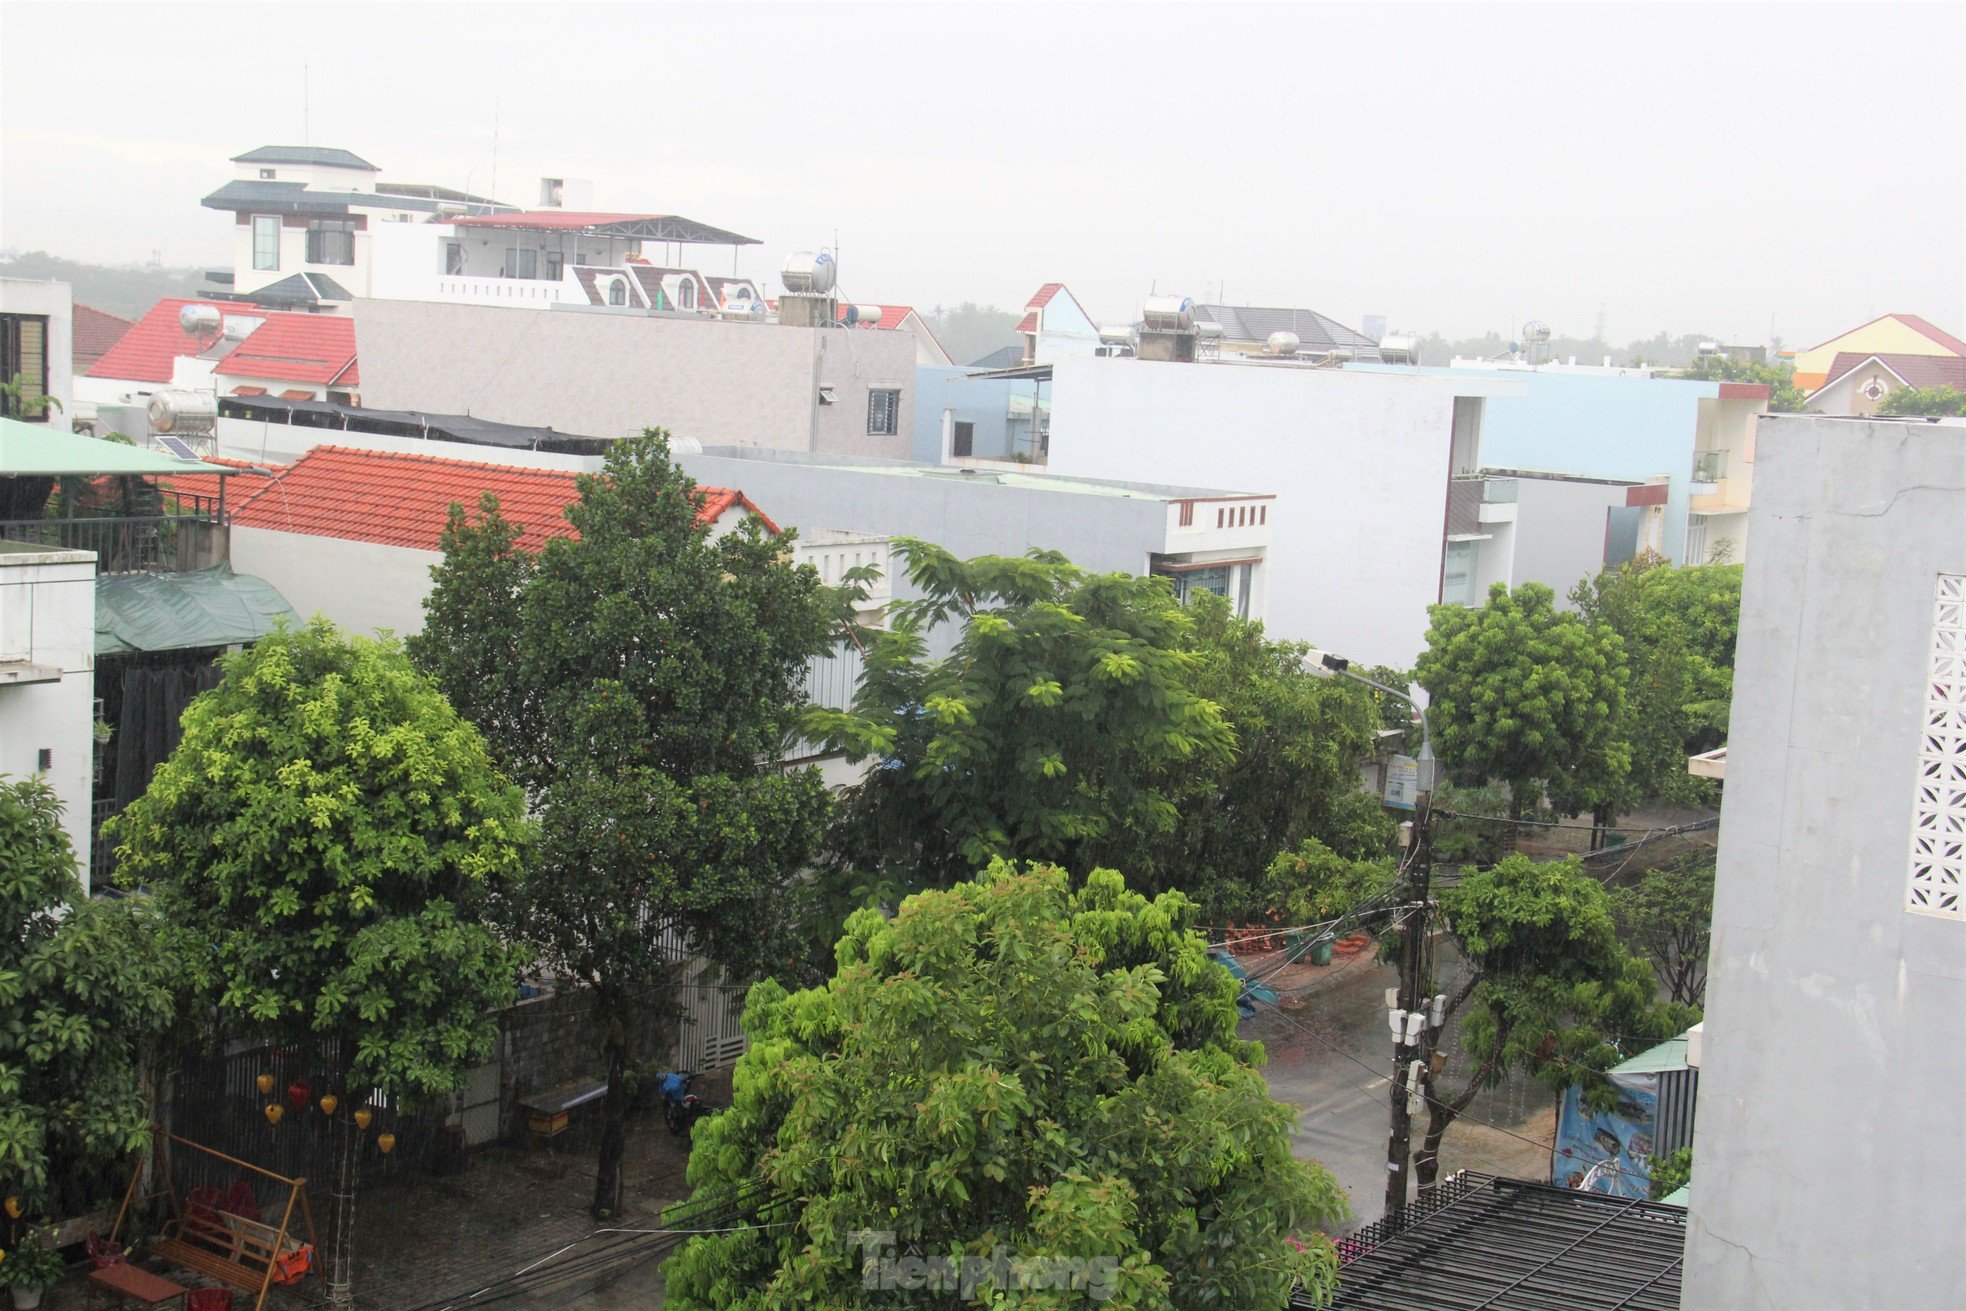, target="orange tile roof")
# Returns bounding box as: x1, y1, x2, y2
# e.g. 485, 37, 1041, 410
71, 305, 134, 373
216, 314, 360, 386
156, 456, 282, 507
228, 445, 774, 552
87, 298, 267, 384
